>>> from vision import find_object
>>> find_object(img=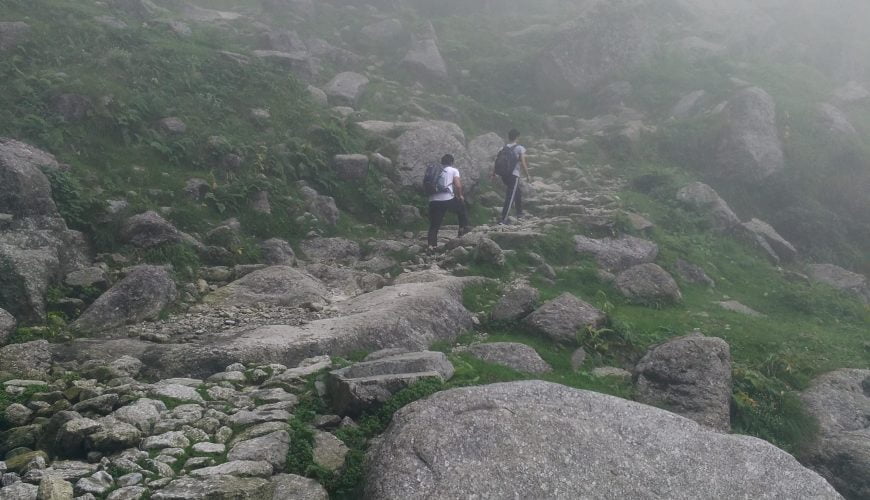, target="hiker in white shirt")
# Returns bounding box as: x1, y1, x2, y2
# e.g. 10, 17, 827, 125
427, 154, 470, 248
